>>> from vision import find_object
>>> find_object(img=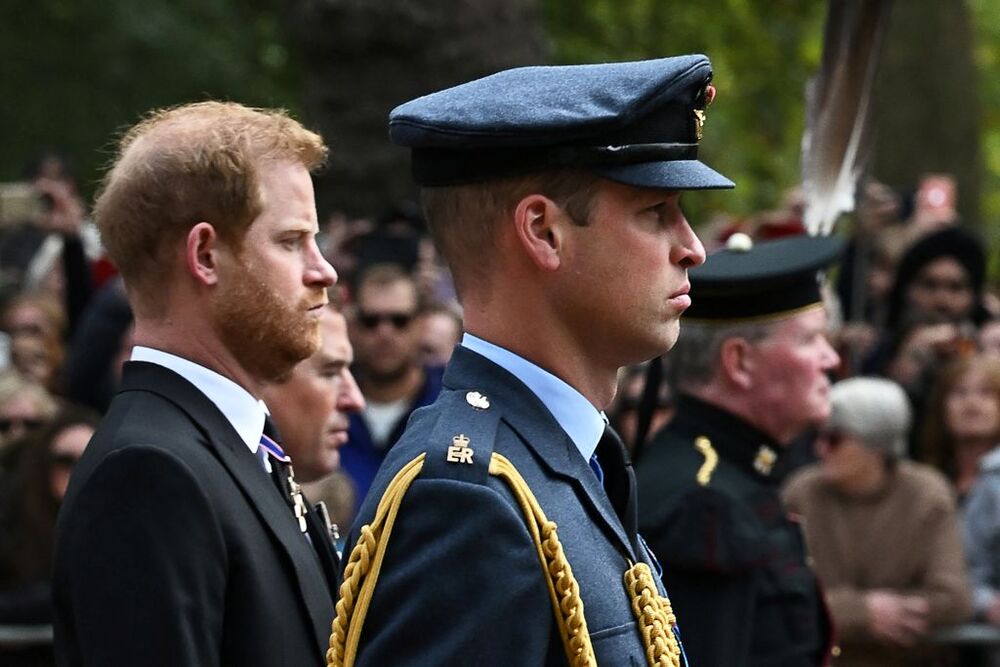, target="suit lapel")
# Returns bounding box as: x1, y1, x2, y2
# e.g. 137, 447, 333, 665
443, 348, 637, 561
119, 362, 334, 654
